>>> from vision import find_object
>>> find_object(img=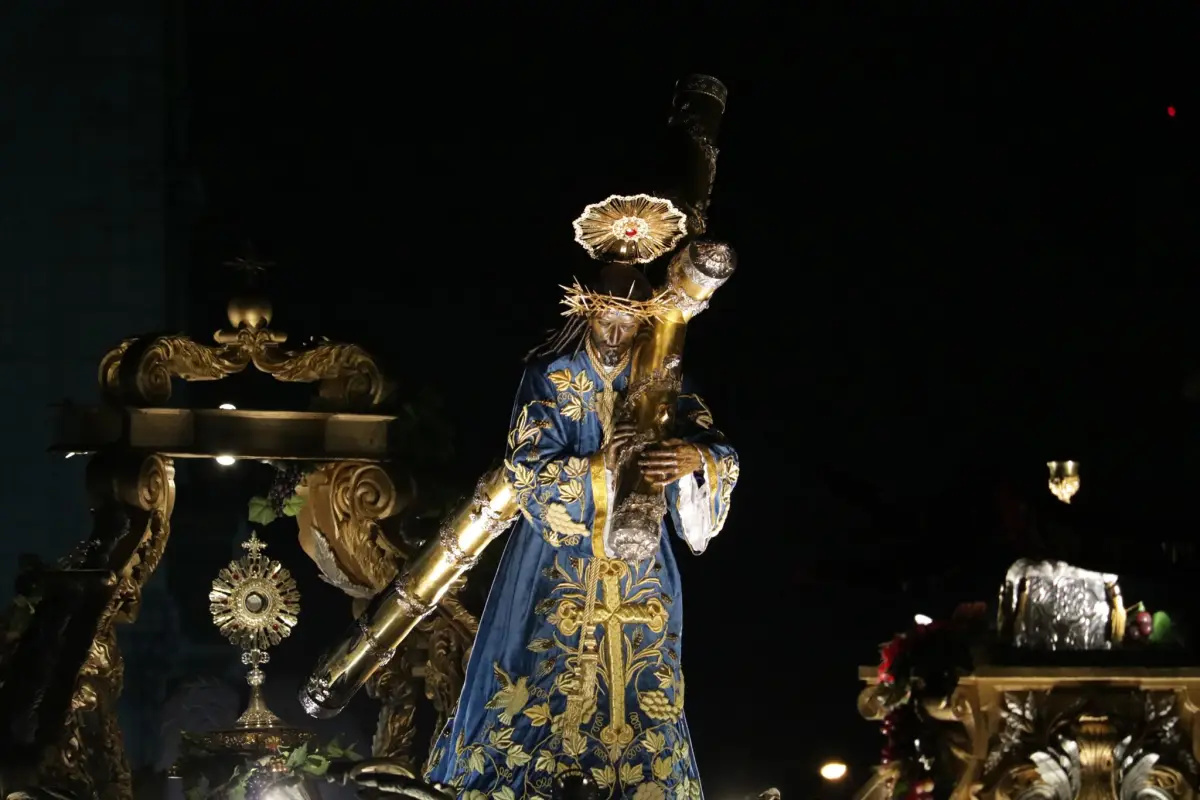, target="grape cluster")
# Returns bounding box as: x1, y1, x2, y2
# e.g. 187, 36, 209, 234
267, 462, 308, 515
1125, 608, 1154, 644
